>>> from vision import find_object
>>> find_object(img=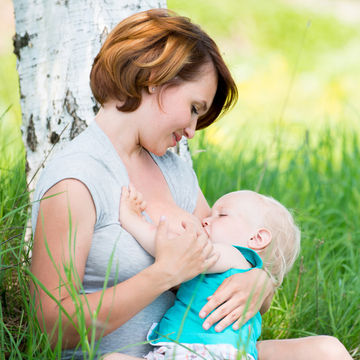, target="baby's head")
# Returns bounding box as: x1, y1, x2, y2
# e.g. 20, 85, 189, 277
202, 190, 301, 287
